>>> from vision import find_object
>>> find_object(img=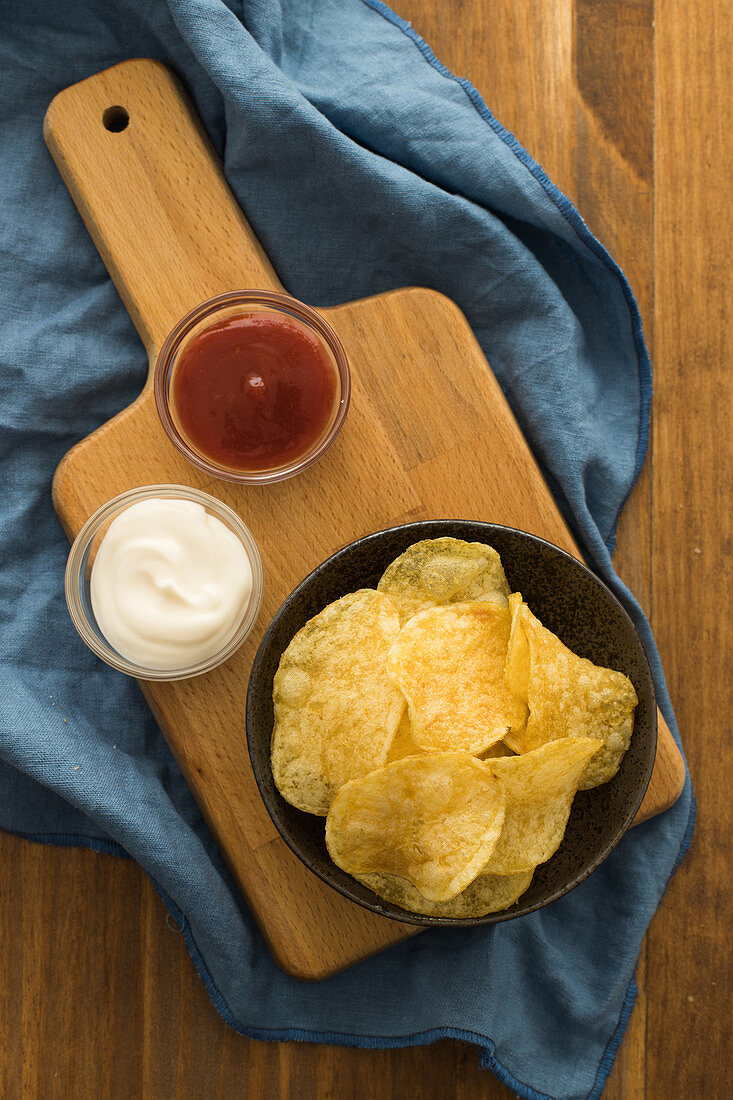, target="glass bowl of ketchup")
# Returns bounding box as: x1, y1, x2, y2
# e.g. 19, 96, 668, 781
154, 291, 351, 484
